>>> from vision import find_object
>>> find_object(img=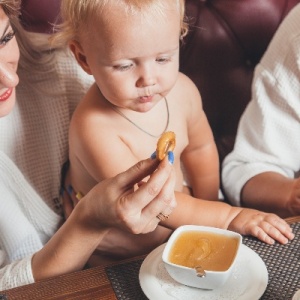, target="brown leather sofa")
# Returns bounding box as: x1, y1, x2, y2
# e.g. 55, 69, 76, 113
180, 0, 300, 164
20, 0, 61, 33
20, 0, 300, 164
